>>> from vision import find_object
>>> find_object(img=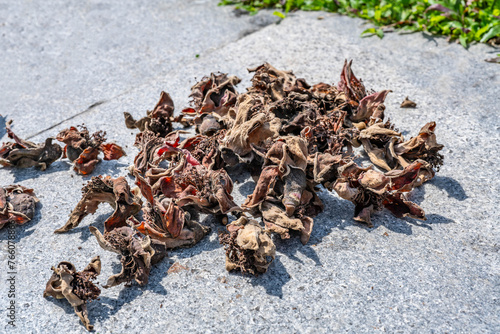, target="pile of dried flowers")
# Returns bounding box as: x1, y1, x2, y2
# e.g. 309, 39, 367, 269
0, 60, 443, 330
